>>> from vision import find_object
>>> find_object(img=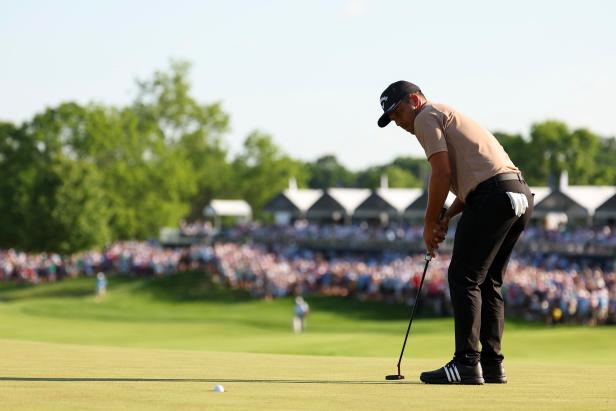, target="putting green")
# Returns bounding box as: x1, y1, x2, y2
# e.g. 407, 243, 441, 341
1, 340, 614, 411
0, 273, 614, 410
